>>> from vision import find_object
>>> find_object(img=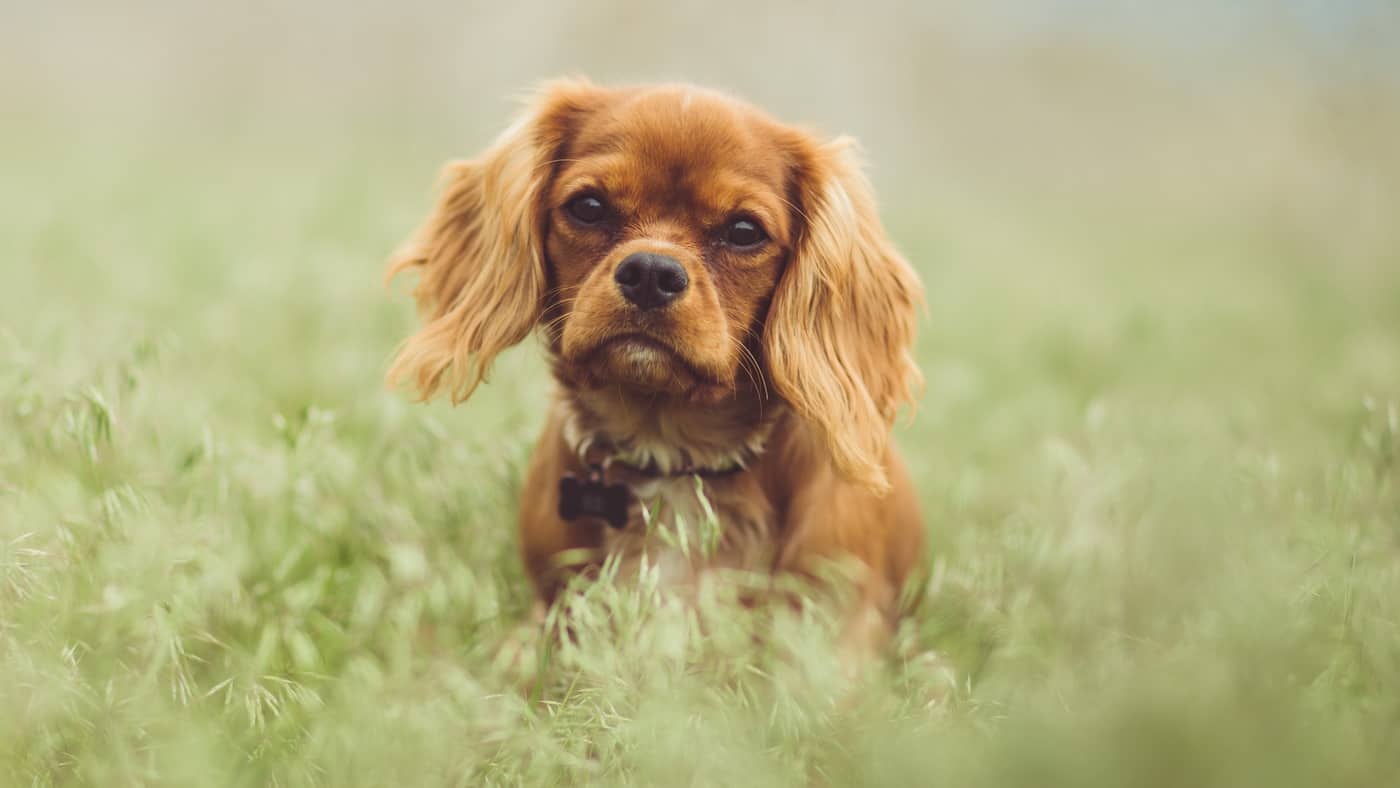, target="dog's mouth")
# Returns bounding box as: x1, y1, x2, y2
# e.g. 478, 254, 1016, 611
600, 332, 679, 358
601, 332, 721, 380
570, 331, 728, 392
